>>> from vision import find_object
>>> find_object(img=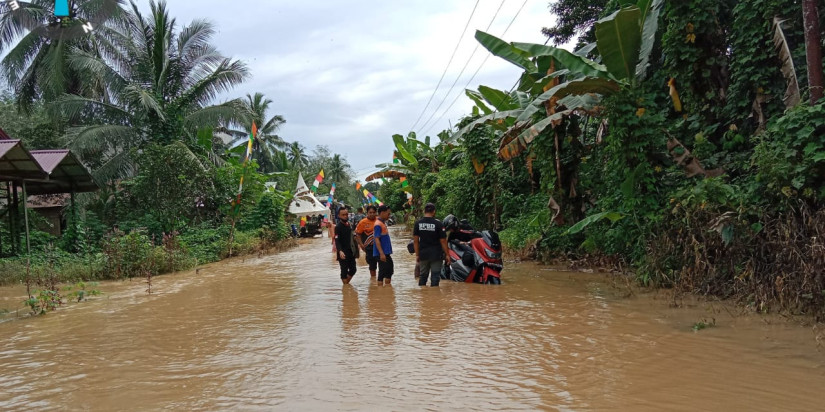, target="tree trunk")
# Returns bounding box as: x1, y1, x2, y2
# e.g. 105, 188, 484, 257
803, 0, 824, 103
